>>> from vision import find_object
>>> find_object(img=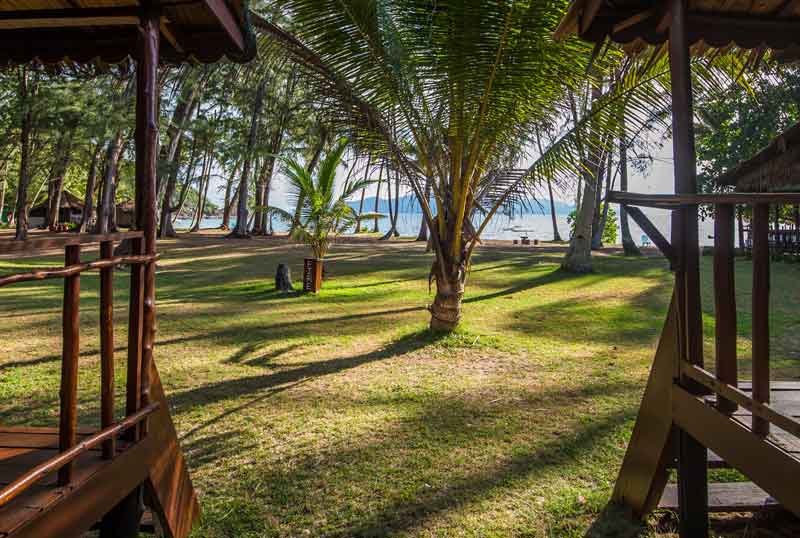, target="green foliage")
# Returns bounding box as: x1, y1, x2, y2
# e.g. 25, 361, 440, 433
696, 64, 800, 192
567, 204, 617, 244
269, 139, 371, 258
